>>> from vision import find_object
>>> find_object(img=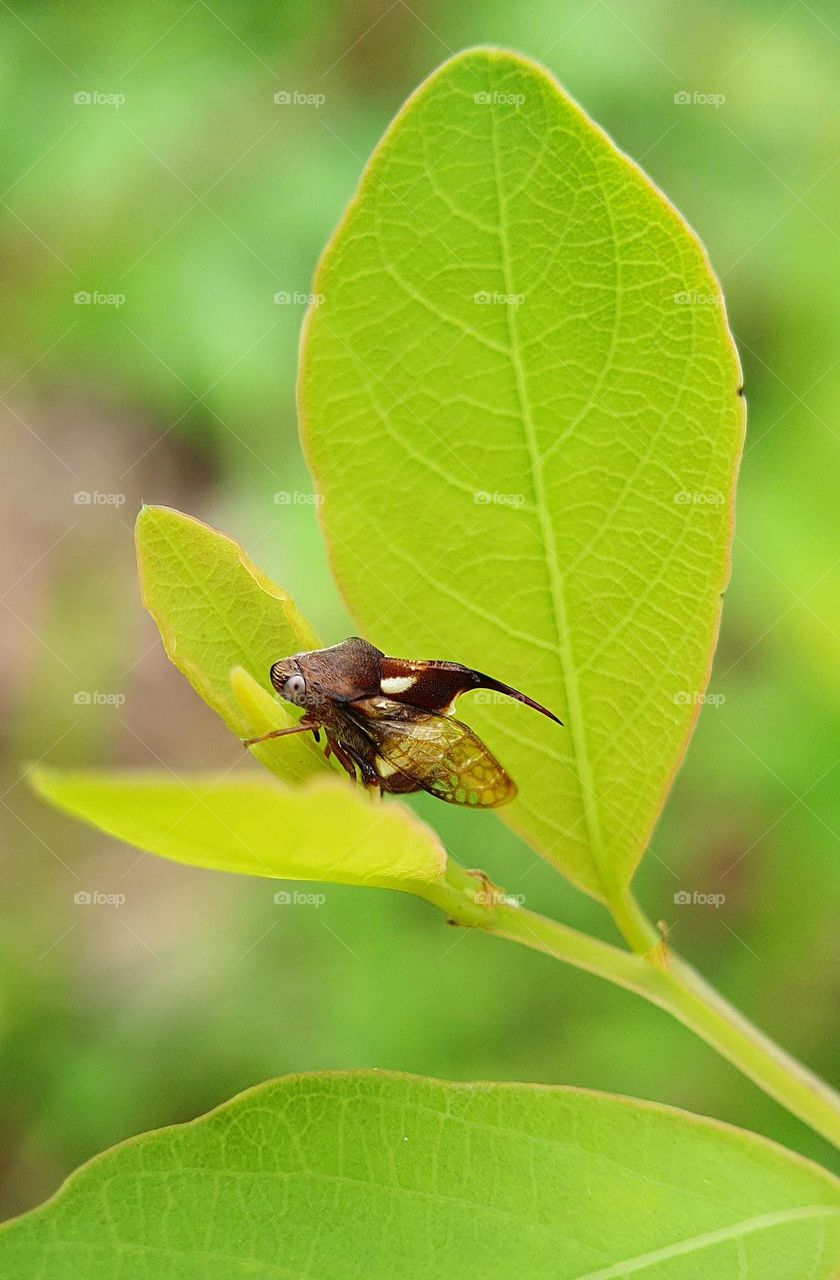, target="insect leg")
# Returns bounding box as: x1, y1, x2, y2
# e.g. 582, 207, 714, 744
344, 747, 382, 800
242, 720, 318, 748
324, 732, 357, 782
